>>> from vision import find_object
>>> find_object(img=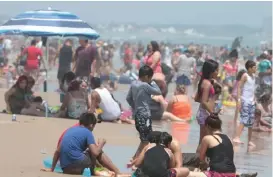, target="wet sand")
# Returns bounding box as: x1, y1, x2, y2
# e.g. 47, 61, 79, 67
0, 85, 271, 177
